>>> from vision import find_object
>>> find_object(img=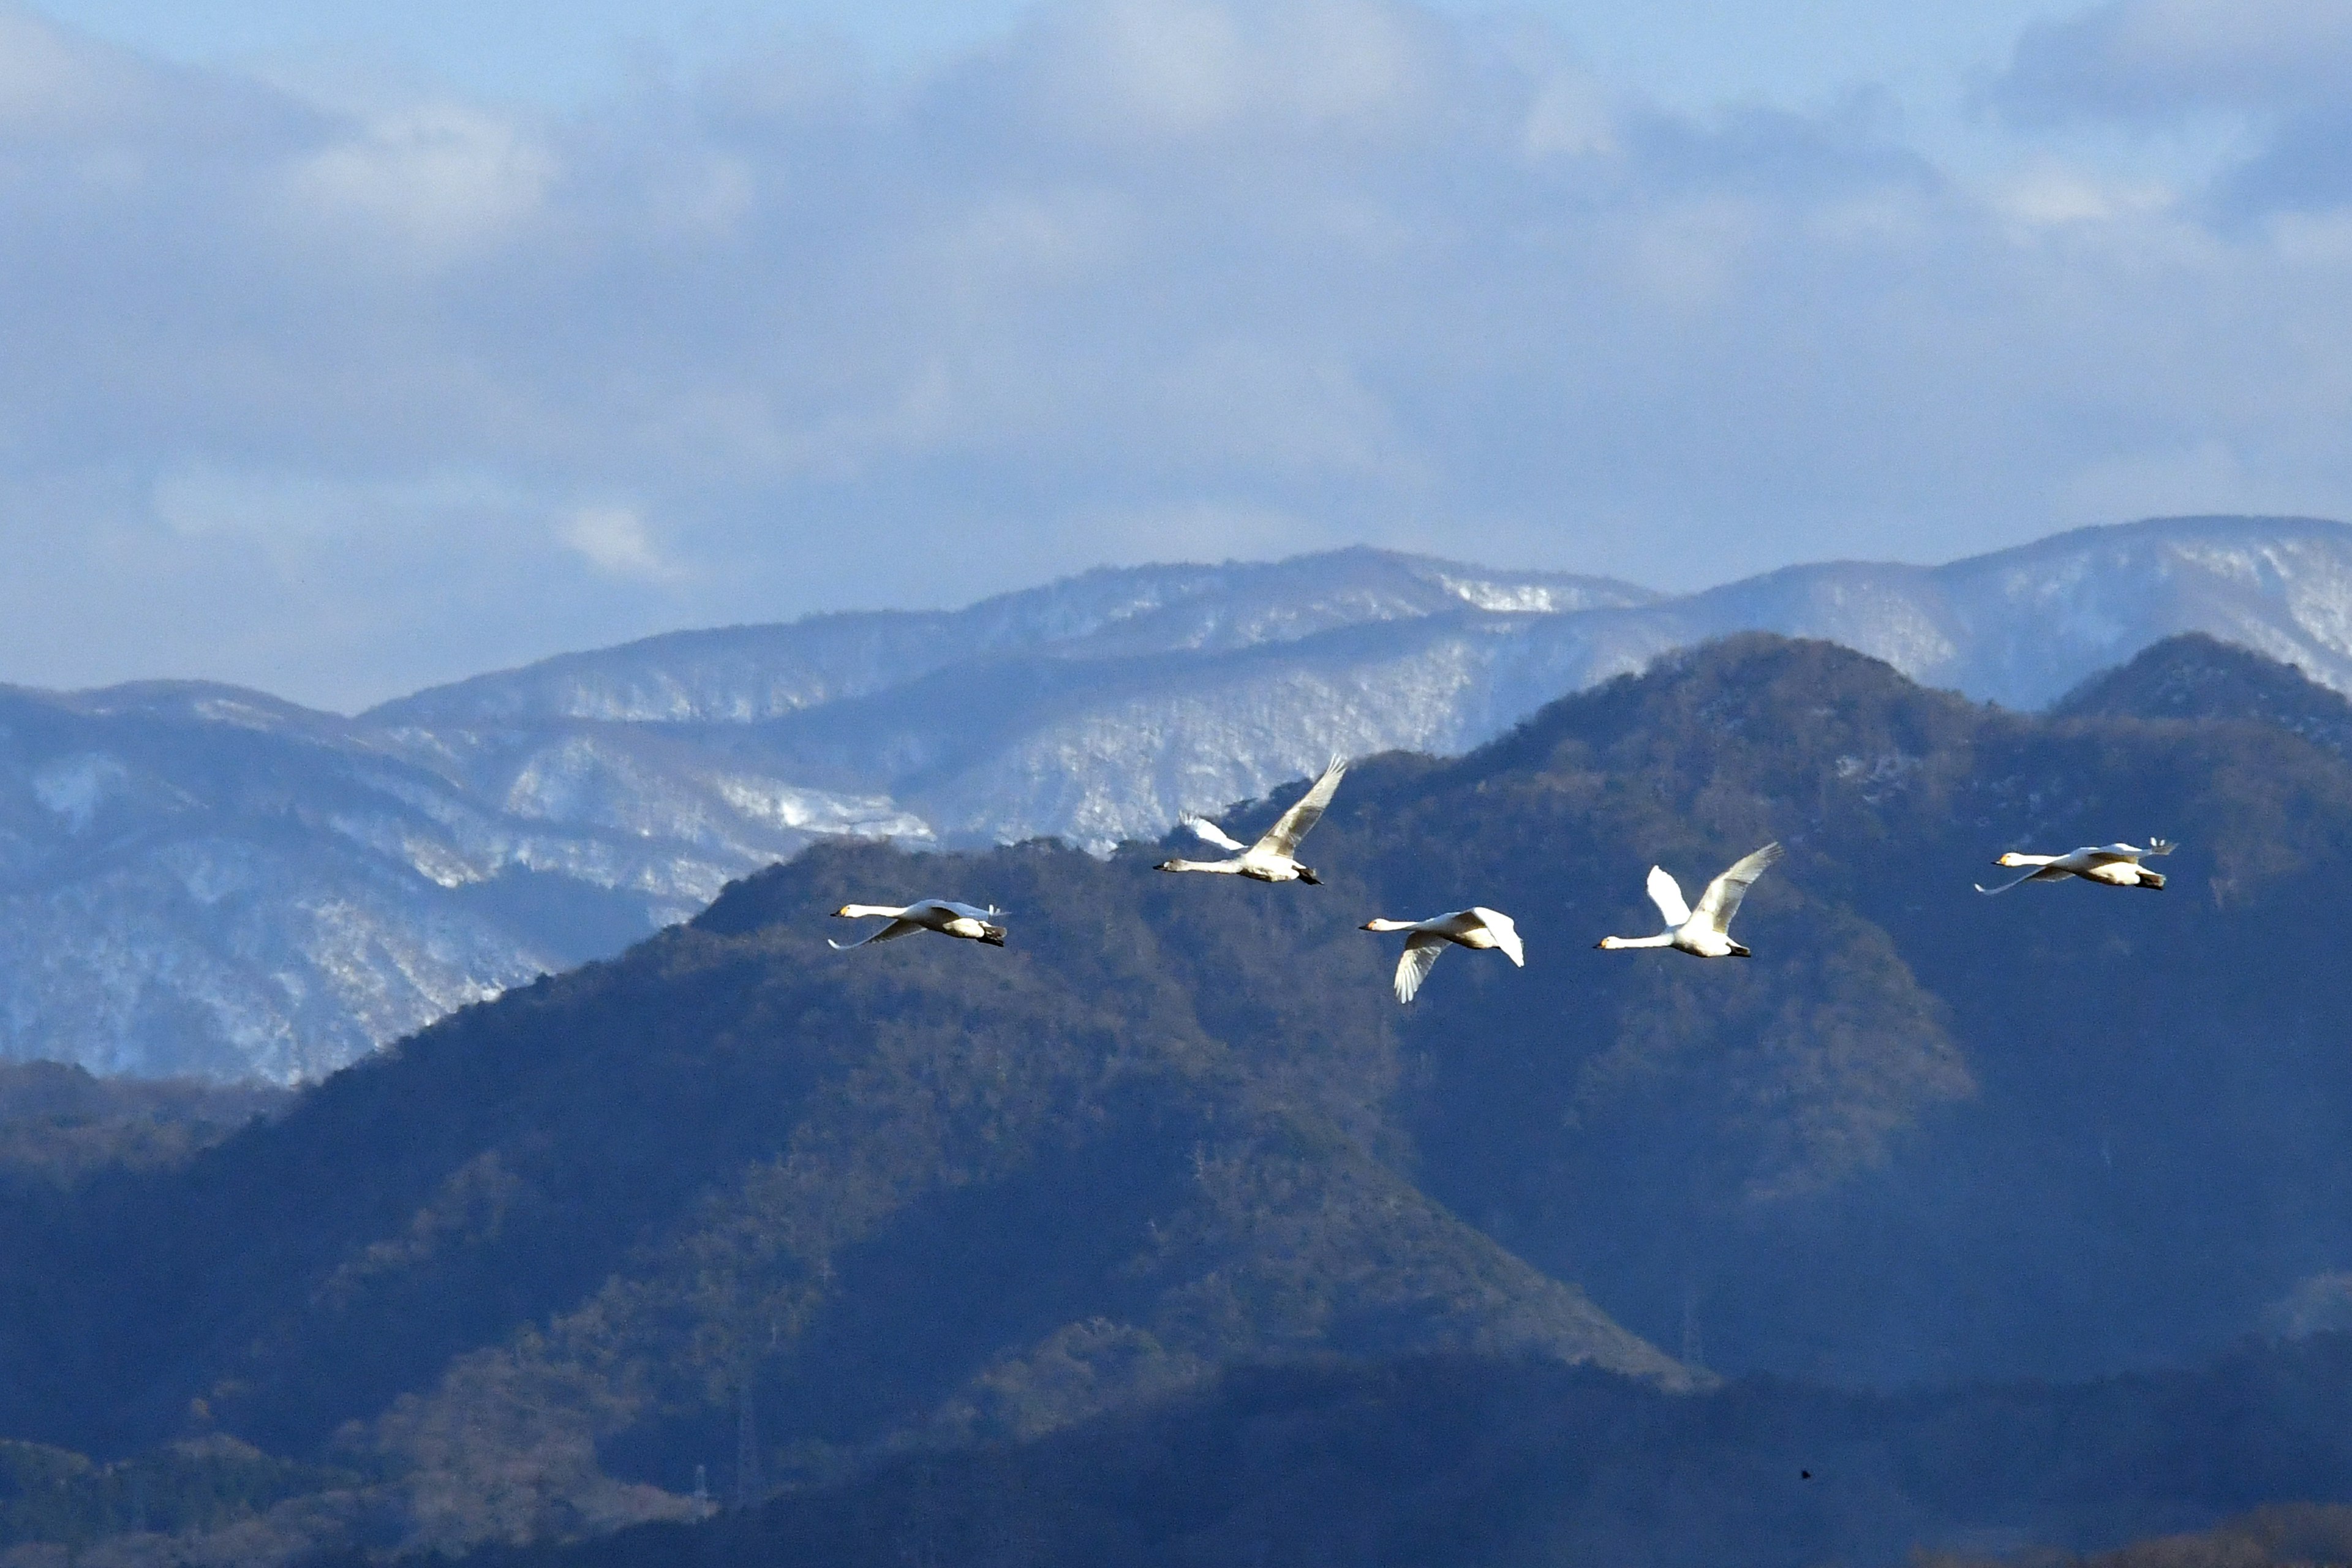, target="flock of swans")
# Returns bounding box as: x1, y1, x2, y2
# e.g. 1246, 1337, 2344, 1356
829, 755, 2179, 1004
